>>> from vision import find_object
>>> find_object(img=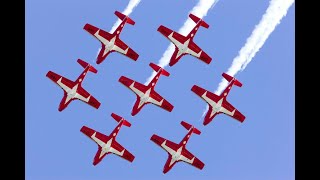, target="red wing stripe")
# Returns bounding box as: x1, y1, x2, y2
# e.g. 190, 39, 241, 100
182, 149, 205, 170
191, 85, 220, 102
150, 91, 174, 112
80, 126, 109, 143
119, 76, 134, 87
115, 38, 139, 61
87, 96, 101, 109
157, 25, 174, 37
150, 134, 166, 146
111, 140, 135, 162
222, 100, 246, 122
